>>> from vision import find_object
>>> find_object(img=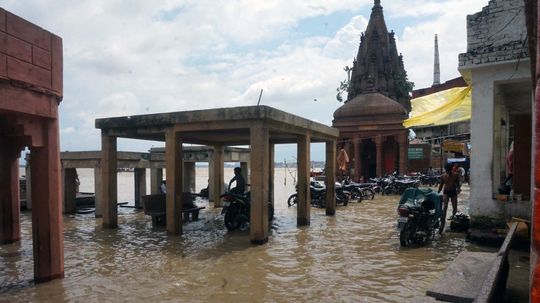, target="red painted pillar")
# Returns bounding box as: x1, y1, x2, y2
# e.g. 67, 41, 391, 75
531, 2, 540, 300
533, 84, 540, 302
375, 135, 383, 177
0, 143, 21, 244
30, 118, 64, 282
353, 135, 362, 182
399, 132, 408, 175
